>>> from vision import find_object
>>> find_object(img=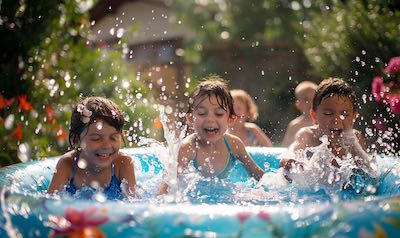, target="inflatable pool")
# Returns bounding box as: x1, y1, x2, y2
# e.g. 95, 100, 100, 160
1, 147, 400, 237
